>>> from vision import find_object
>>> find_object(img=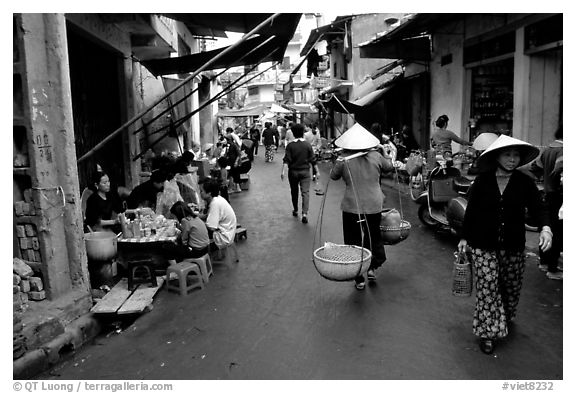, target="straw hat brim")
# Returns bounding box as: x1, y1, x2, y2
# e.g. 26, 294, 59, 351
476, 135, 540, 171
334, 123, 380, 150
